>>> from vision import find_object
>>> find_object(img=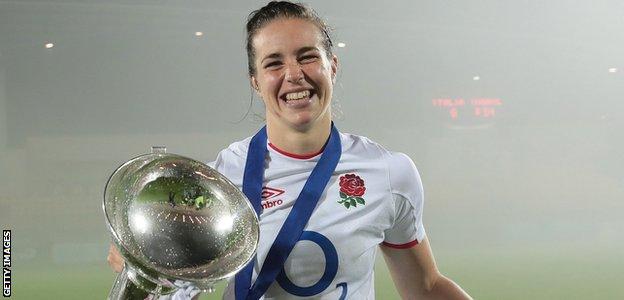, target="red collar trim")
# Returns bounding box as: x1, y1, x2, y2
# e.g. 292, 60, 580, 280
268, 142, 324, 159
